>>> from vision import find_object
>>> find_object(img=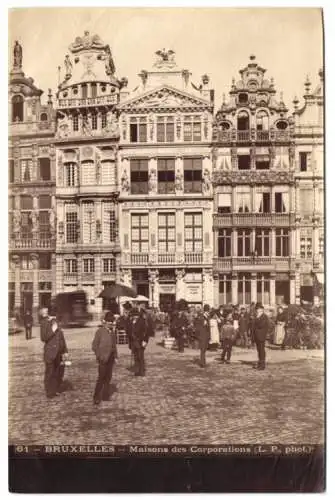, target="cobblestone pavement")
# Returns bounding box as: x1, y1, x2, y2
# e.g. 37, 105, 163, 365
9, 327, 324, 445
